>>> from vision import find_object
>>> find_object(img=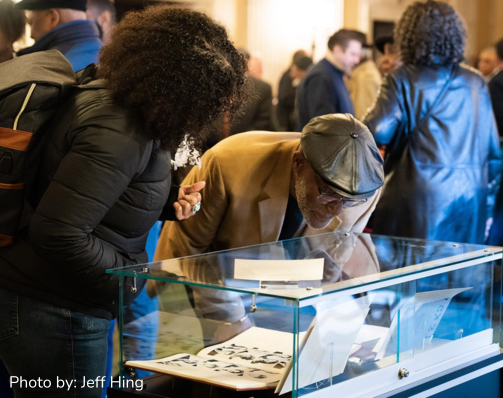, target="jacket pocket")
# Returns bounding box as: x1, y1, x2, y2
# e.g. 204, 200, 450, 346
0, 288, 19, 341
0, 182, 24, 246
